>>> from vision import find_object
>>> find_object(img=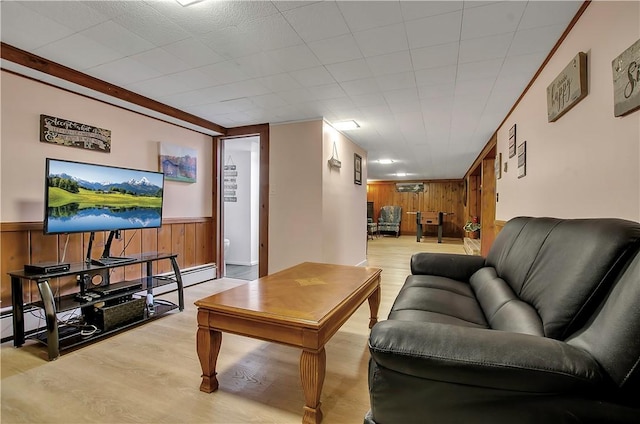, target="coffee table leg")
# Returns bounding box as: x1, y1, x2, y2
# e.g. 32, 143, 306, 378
367, 284, 381, 329
300, 347, 326, 424
197, 327, 222, 393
